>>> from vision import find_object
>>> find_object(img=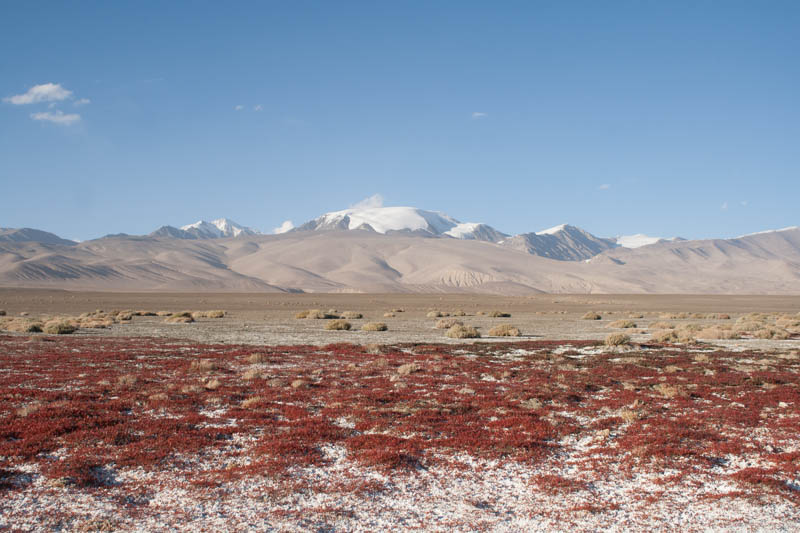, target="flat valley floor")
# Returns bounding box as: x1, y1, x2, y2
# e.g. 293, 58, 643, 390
1, 290, 799, 531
